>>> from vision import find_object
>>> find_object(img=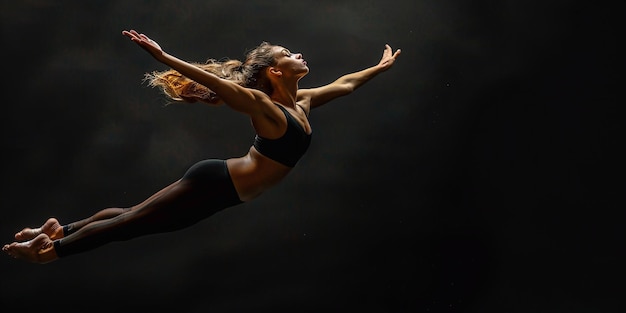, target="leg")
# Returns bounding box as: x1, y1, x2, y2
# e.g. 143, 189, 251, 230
14, 181, 182, 241
3, 180, 185, 263
14, 209, 129, 241
3, 159, 242, 264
